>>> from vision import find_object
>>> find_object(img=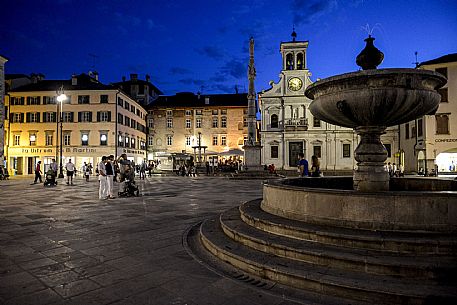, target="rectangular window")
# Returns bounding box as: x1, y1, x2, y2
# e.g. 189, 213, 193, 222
186, 119, 191, 128
97, 111, 110, 122
118, 97, 123, 106
196, 118, 202, 128
14, 135, 20, 146
212, 117, 218, 128
27, 96, 41, 105
118, 113, 124, 125
313, 117, 321, 127
411, 126, 416, 138
436, 67, 448, 78
212, 136, 218, 146
343, 143, 351, 158
167, 135, 173, 146
131, 119, 136, 129
243, 117, 248, 127
44, 112, 57, 122
46, 134, 53, 146
81, 133, 89, 146
131, 105, 135, 113
125, 117, 131, 127
12, 113, 24, 123
29, 134, 36, 146
221, 117, 227, 128
148, 118, 154, 128
43, 96, 56, 104
78, 111, 92, 122
148, 135, 154, 146
167, 118, 173, 128
436, 114, 449, 134
438, 88, 448, 103
405, 123, 410, 139
125, 136, 129, 147
313, 146, 322, 158
196, 109, 202, 115
221, 109, 227, 115
62, 112, 74, 122
118, 134, 124, 147
100, 133, 108, 146
221, 135, 227, 146
26, 112, 40, 123
100, 95, 108, 103
167, 110, 173, 117
185, 110, 192, 116
185, 136, 191, 146
384, 143, 392, 158
131, 138, 135, 149
64, 134, 71, 146
271, 145, 279, 158
212, 109, 218, 115
418, 118, 423, 137
124, 101, 130, 110
11, 97, 25, 105
78, 95, 90, 104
